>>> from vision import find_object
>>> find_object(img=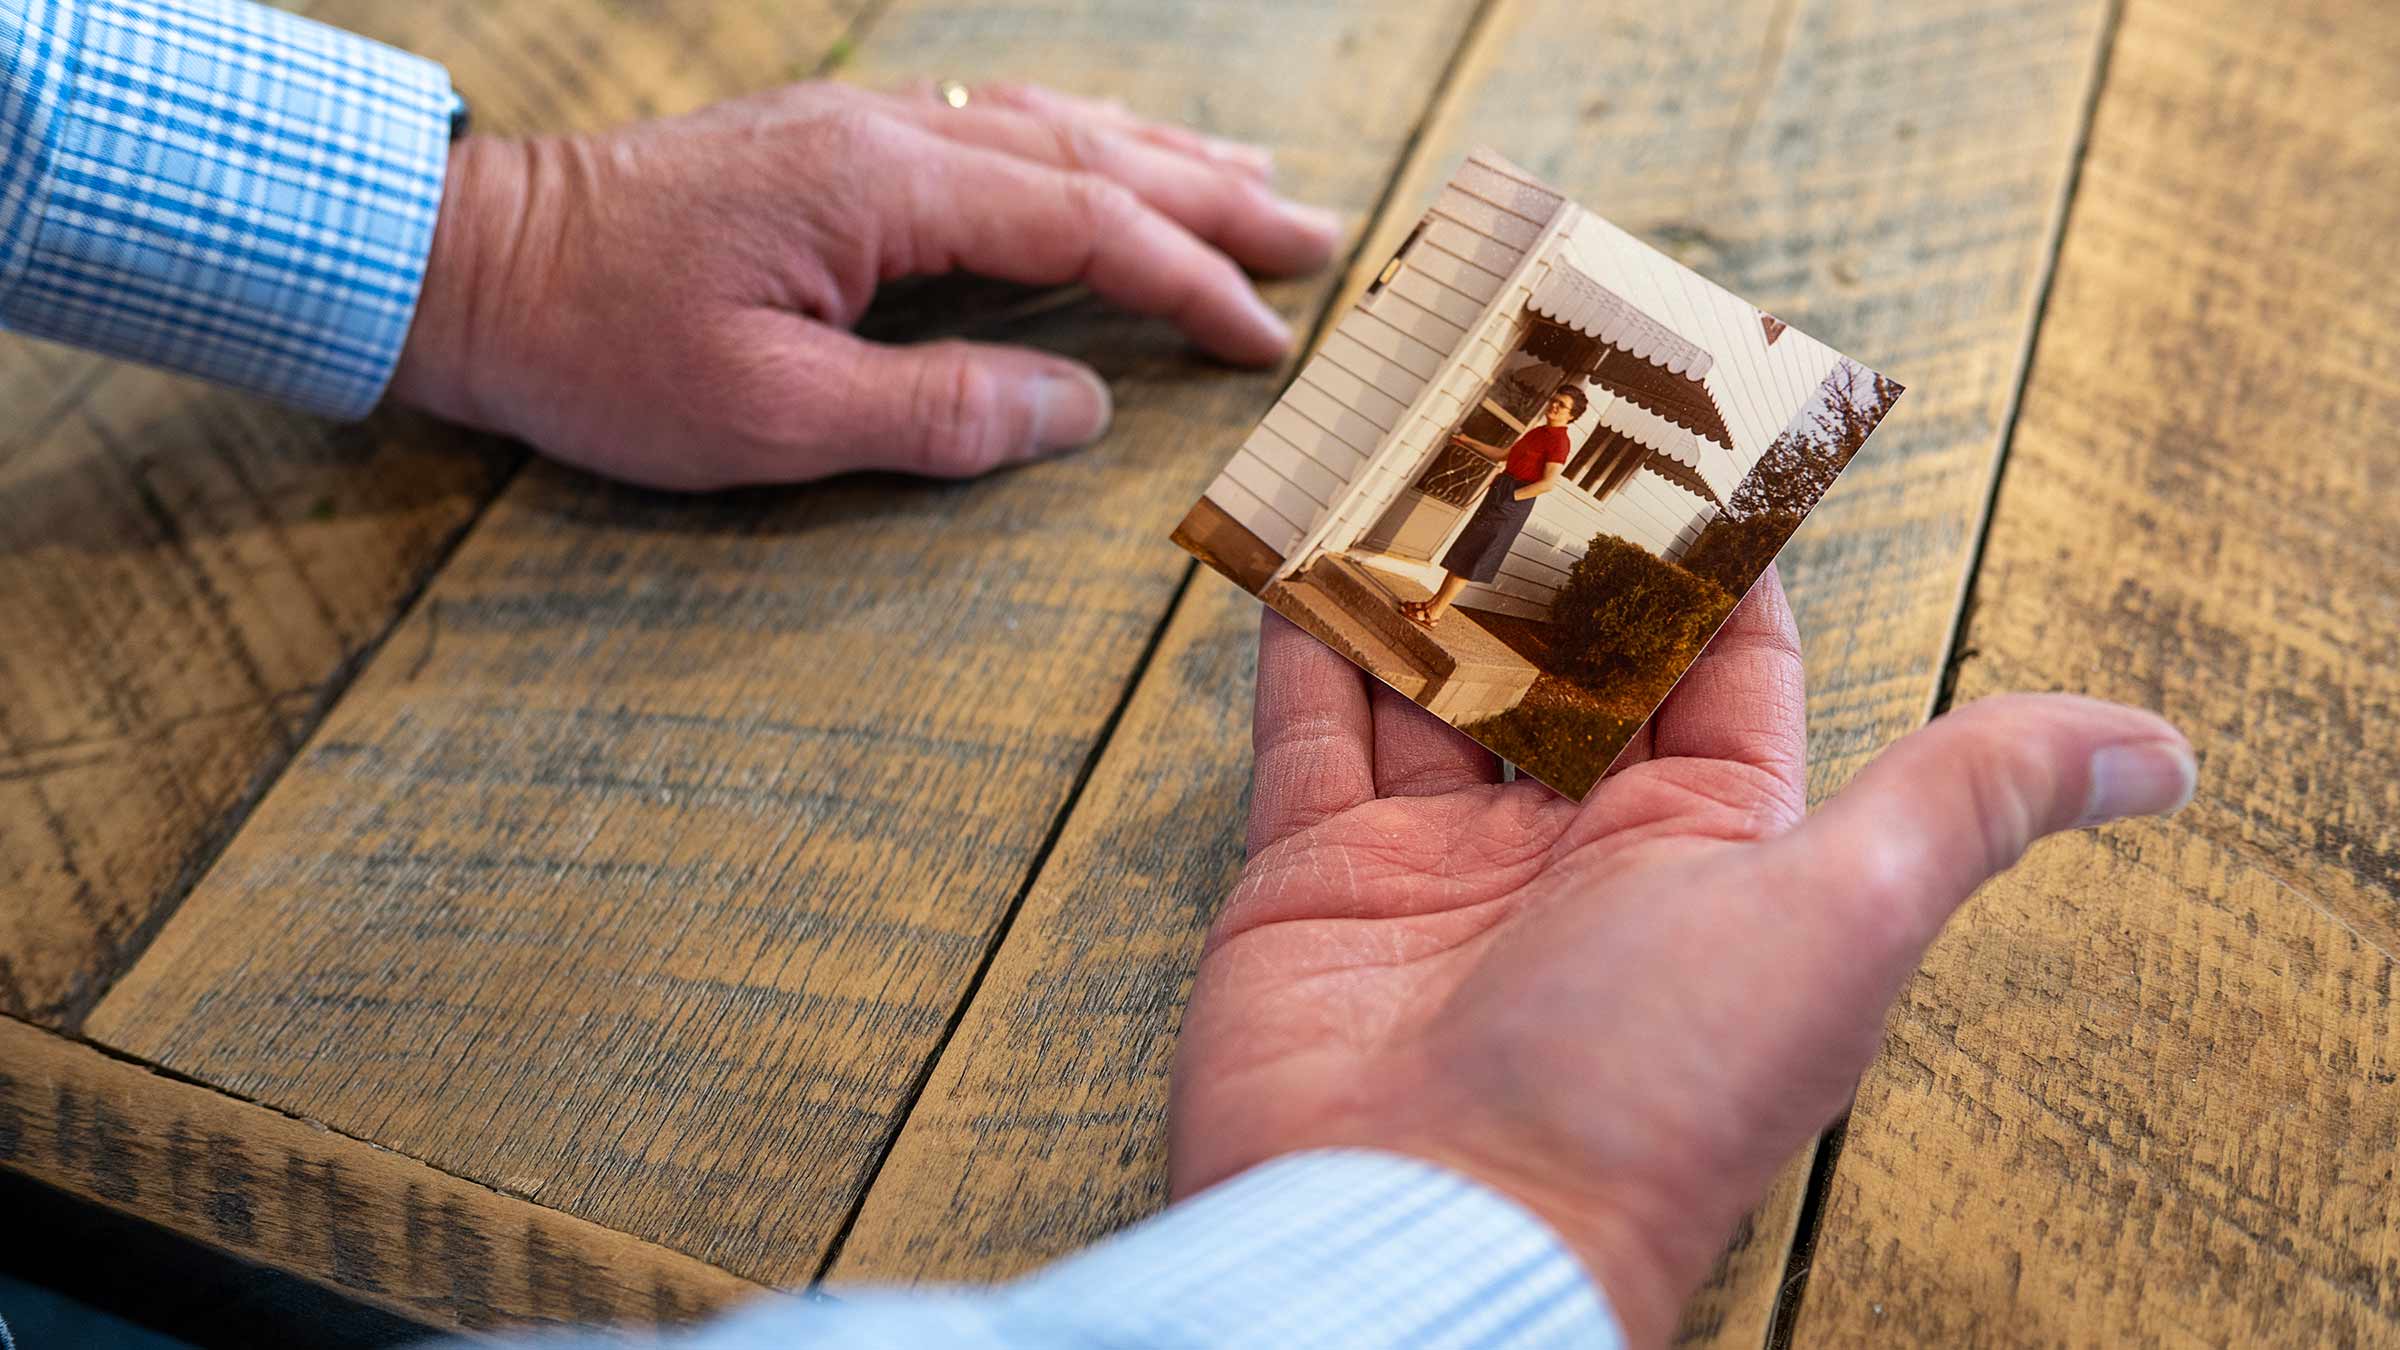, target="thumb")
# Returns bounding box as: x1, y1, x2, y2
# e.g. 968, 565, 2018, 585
806, 330, 1114, 478
1773, 692, 2195, 964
